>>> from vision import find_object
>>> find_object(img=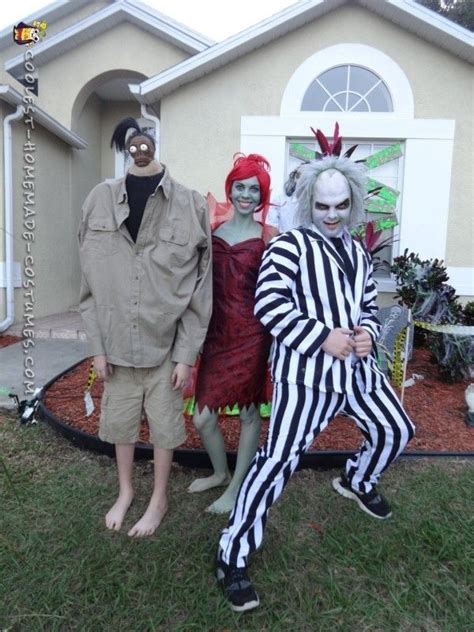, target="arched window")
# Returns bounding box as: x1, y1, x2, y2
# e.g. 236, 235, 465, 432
301, 65, 393, 112
280, 44, 413, 116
